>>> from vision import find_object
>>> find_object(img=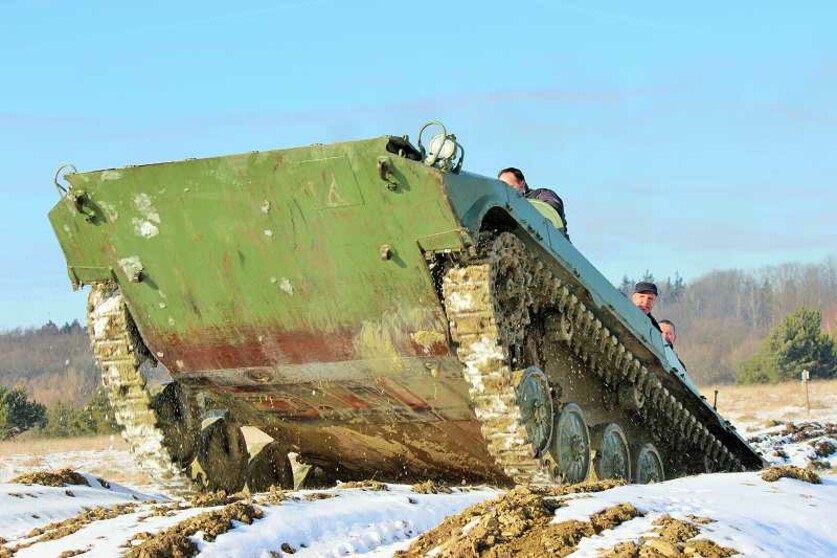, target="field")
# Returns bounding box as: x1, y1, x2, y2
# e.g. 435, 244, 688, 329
702, 378, 837, 425
0, 380, 835, 557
